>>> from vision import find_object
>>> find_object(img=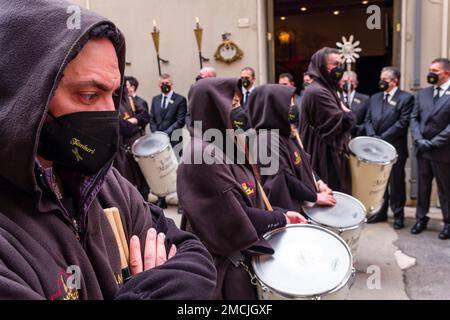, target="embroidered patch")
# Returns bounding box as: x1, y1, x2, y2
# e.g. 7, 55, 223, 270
293, 150, 302, 166
241, 181, 255, 196
354, 98, 361, 104
388, 100, 397, 106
